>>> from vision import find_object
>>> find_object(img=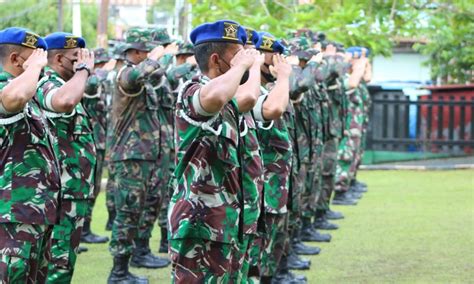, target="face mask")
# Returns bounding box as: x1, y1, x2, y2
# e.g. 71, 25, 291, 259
219, 57, 249, 85
261, 63, 276, 82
